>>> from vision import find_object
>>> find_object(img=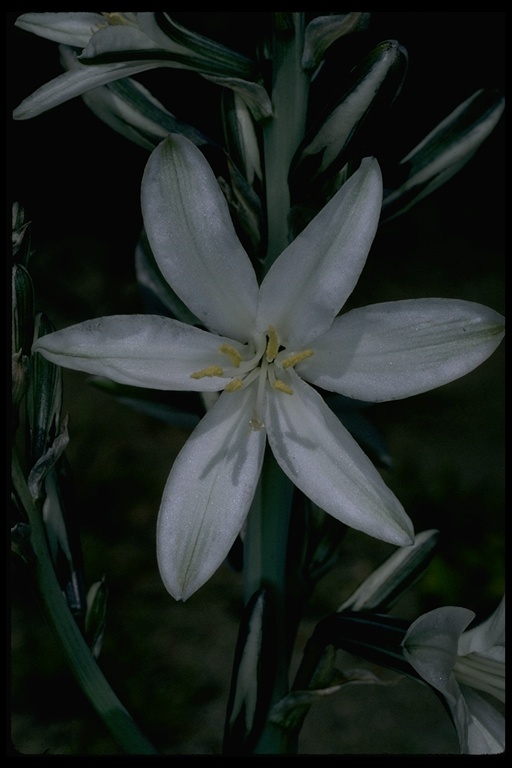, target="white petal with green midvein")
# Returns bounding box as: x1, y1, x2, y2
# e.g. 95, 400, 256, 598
298, 298, 505, 401
157, 382, 266, 600
264, 369, 414, 546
